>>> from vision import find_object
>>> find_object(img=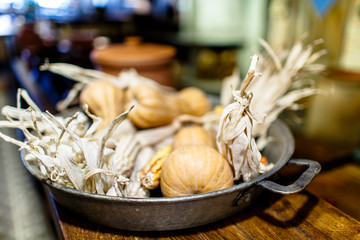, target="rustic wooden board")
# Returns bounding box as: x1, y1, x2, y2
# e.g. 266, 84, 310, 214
306, 162, 360, 221
50, 190, 360, 240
